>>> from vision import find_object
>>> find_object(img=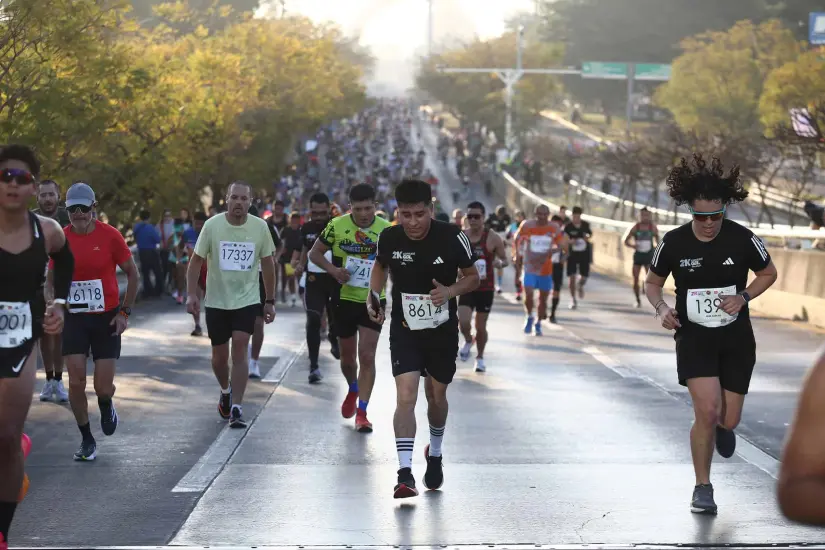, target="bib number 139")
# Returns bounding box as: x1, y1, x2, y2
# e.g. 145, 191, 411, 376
687, 285, 737, 328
